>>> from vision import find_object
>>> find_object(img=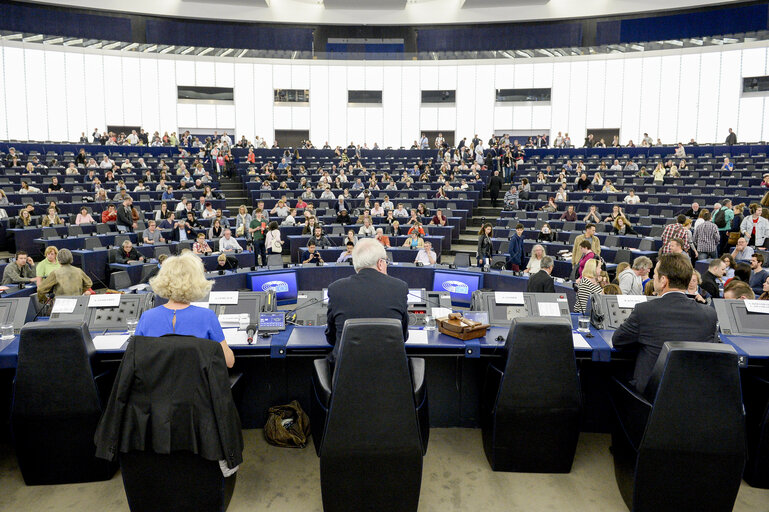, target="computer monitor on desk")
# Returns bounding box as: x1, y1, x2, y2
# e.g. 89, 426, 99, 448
714, 299, 769, 336
48, 294, 154, 332
587, 295, 658, 330
432, 271, 481, 307
248, 270, 298, 306
470, 291, 570, 327
0, 297, 37, 334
